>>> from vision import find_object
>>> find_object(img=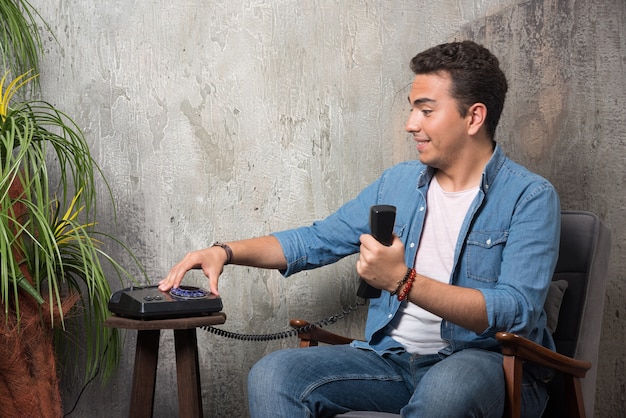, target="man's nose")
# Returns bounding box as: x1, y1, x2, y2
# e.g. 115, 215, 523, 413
405, 111, 420, 133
